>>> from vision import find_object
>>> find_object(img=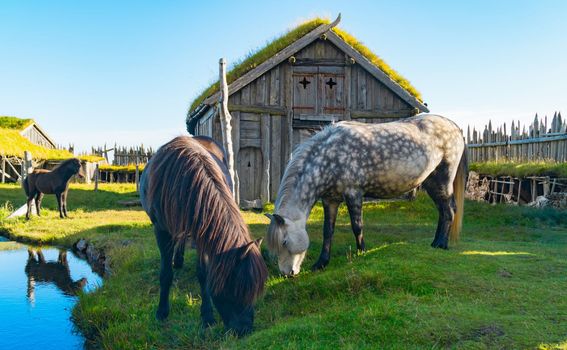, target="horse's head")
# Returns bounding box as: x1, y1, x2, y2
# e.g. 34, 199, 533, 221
72, 158, 85, 178
211, 238, 267, 337
62, 158, 84, 178
265, 213, 309, 277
